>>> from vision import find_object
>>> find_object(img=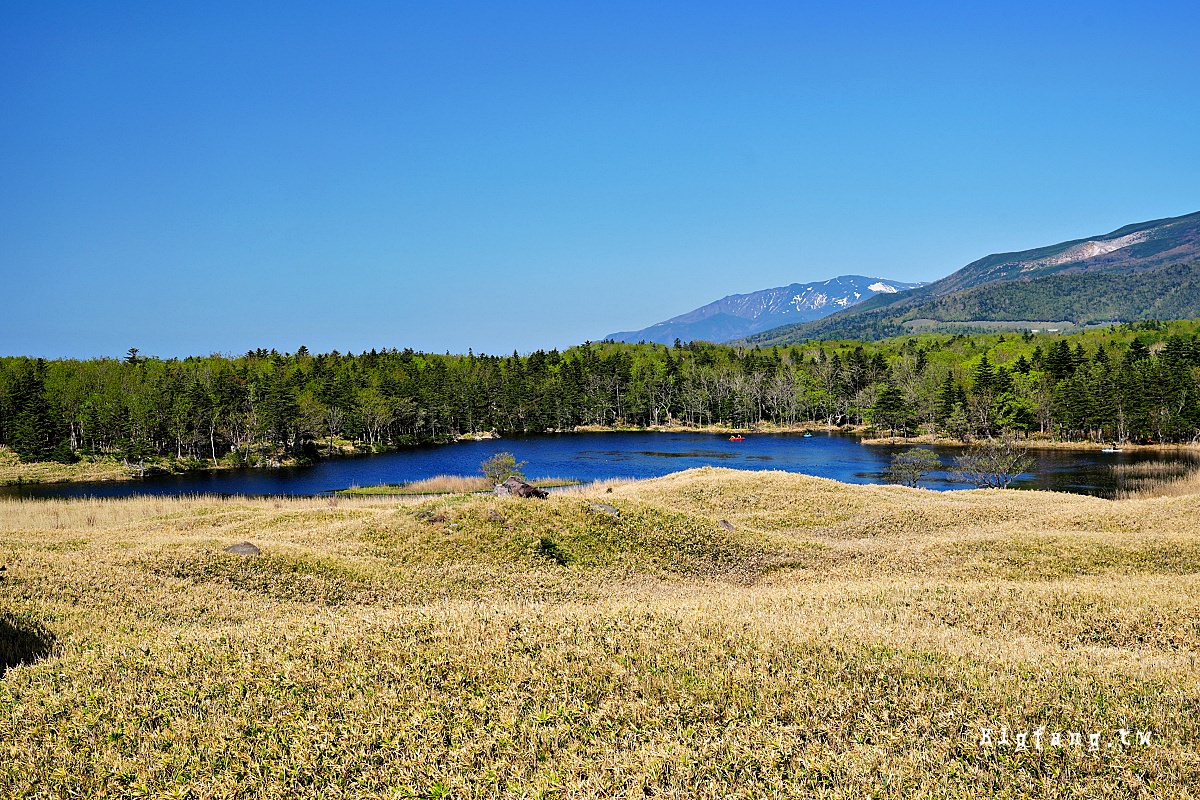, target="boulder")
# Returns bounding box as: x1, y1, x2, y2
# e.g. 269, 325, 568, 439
493, 477, 548, 499
589, 502, 620, 518
223, 542, 261, 556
